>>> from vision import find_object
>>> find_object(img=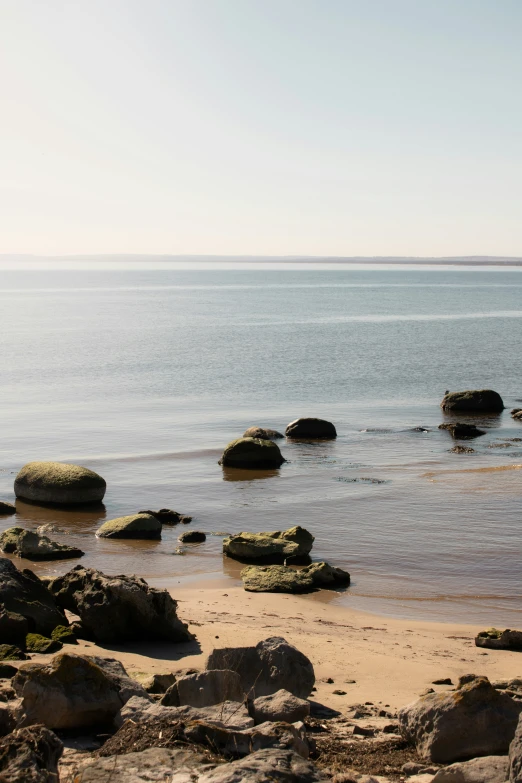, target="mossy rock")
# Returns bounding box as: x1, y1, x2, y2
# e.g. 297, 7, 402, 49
223, 525, 314, 564
0, 527, 84, 561
14, 461, 106, 505
51, 625, 77, 645
96, 513, 162, 540
218, 438, 286, 469
440, 389, 504, 413
241, 560, 350, 593
0, 644, 27, 661
26, 633, 63, 654
243, 427, 284, 439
